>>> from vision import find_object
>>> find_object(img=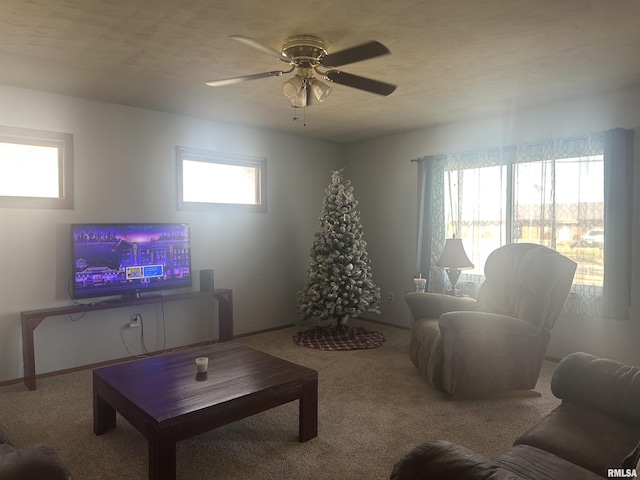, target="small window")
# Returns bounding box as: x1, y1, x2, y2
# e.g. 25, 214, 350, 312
176, 147, 267, 213
0, 126, 74, 209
